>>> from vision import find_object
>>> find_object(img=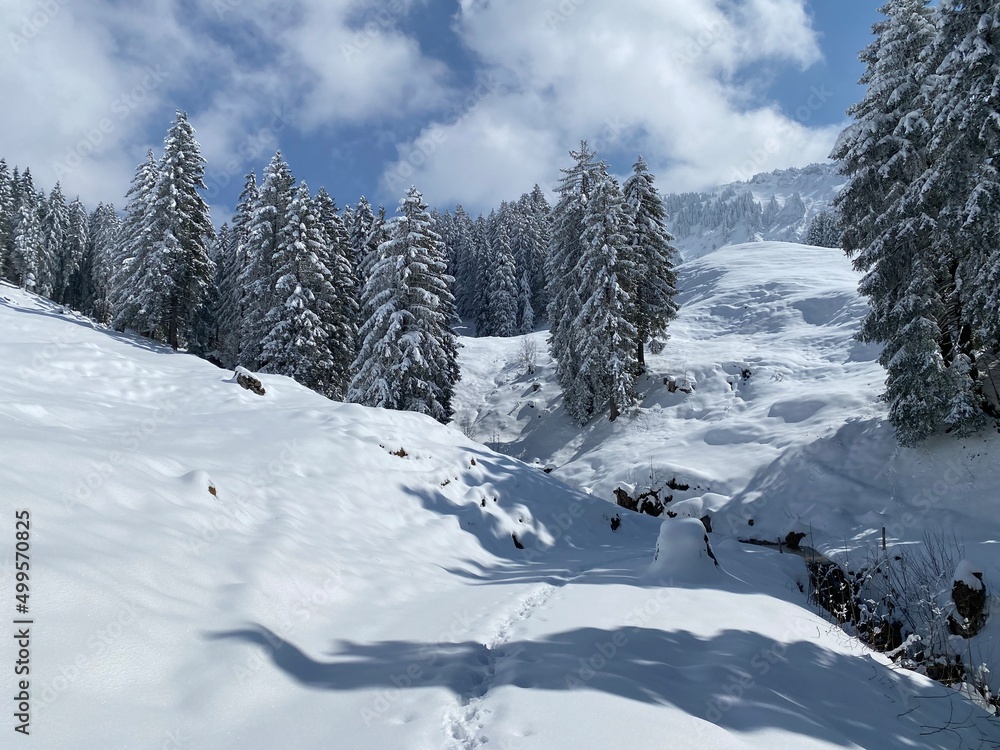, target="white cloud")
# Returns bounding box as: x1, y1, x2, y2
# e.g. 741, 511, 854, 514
0, 0, 453, 209
378, 0, 837, 211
